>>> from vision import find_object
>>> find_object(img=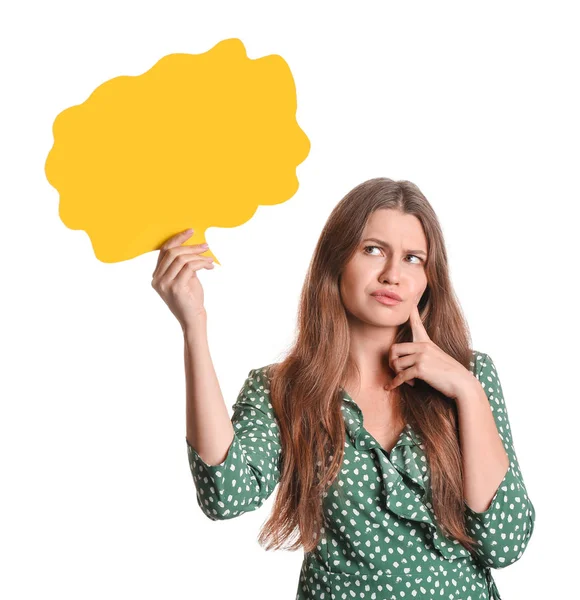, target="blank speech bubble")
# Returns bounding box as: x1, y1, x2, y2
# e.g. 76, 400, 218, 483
45, 37, 311, 264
